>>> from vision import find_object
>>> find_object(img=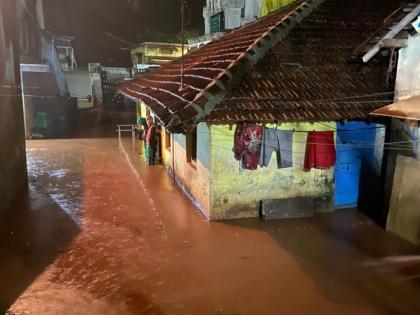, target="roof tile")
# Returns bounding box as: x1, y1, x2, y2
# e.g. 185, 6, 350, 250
120, 0, 406, 129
